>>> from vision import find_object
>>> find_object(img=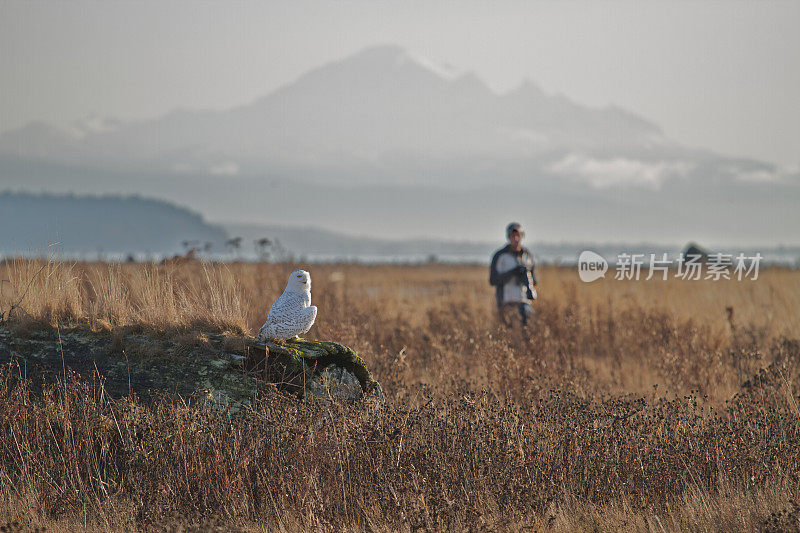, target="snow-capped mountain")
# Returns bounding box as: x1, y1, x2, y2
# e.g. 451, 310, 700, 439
0, 45, 797, 244
2, 44, 777, 189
